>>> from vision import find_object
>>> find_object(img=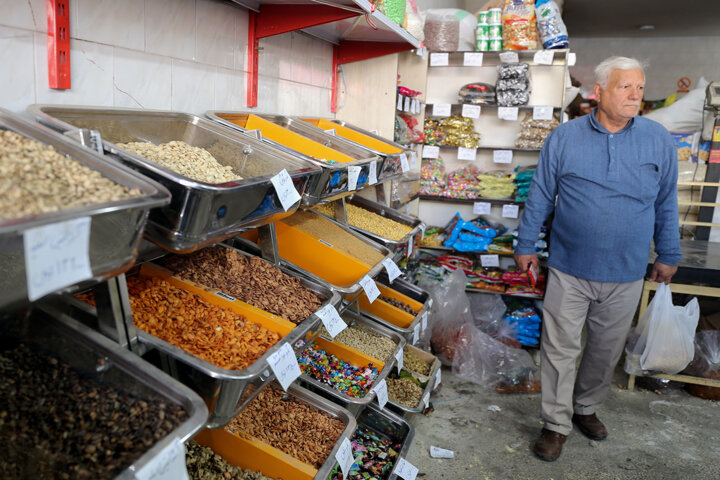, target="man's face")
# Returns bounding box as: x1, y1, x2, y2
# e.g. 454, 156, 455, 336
594, 68, 645, 121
